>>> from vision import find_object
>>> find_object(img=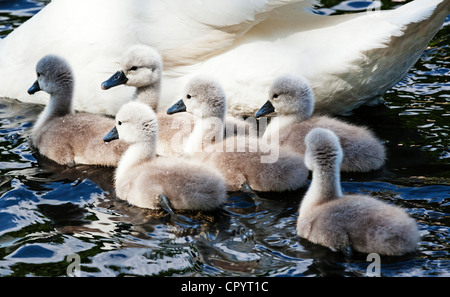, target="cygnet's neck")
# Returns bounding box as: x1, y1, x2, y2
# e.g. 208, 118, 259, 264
116, 140, 157, 182
33, 85, 74, 133
288, 104, 313, 122
263, 114, 297, 141
184, 113, 225, 156
300, 162, 343, 217
134, 81, 161, 111
294, 111, 312, 122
